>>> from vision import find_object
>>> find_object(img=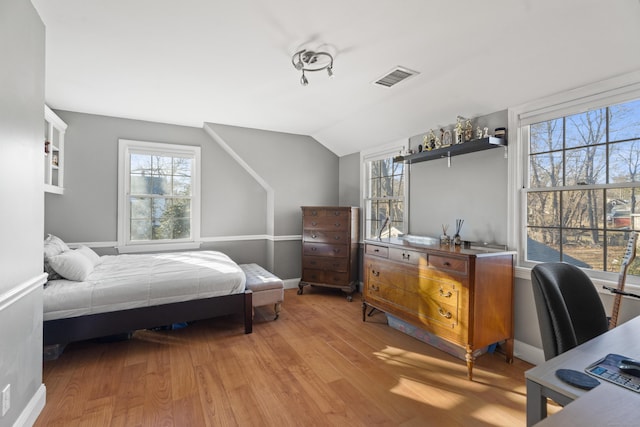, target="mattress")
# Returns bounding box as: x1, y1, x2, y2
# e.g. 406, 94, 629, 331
44, 250, 246, 321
